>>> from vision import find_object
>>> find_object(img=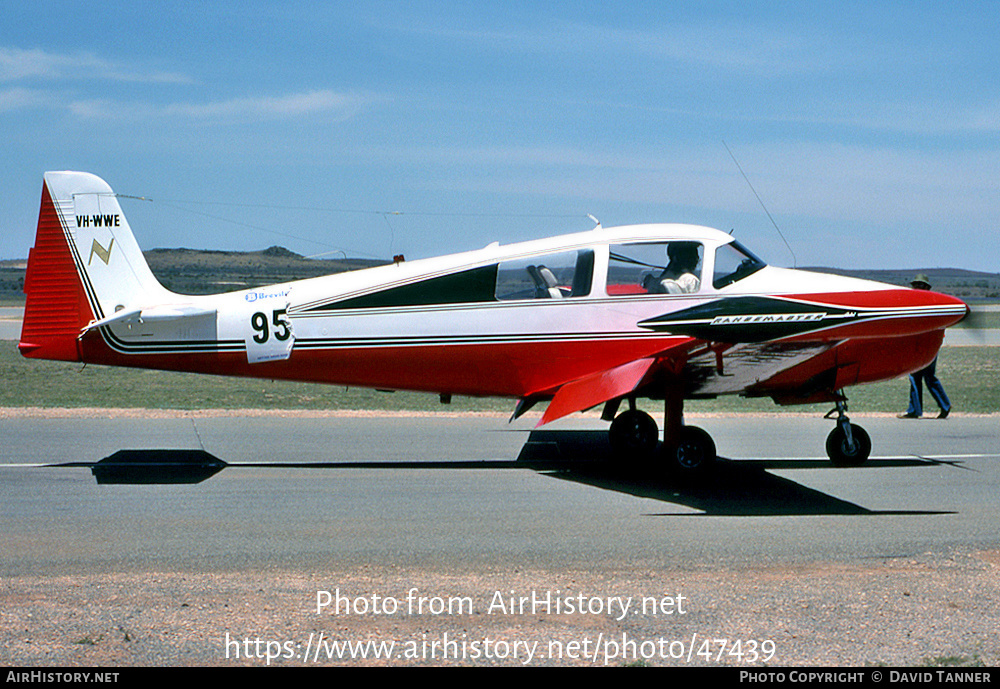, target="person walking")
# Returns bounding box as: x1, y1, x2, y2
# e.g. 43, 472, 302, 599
898, 274, 952, 419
